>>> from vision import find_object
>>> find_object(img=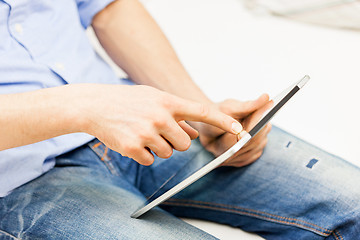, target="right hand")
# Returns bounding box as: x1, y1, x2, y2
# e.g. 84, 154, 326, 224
74, 84, 243, 165
195, 95, 273, 167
